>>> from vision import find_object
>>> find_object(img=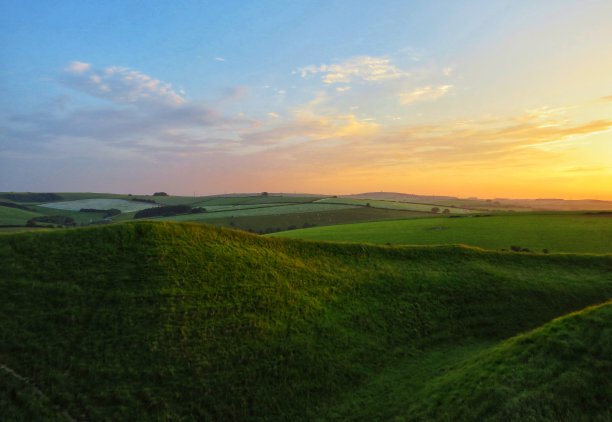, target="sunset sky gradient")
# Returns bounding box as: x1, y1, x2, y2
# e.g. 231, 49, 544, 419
1, 1, 611, 199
